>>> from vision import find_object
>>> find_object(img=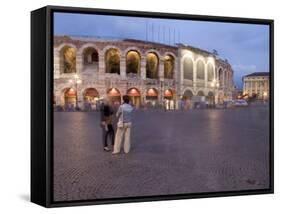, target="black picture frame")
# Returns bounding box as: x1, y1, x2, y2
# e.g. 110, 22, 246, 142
31, 5, 274, 208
